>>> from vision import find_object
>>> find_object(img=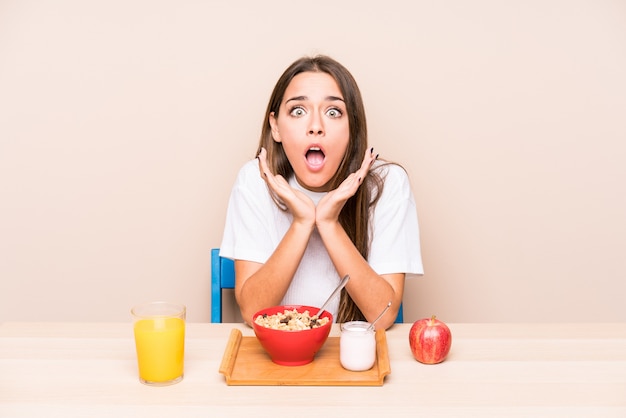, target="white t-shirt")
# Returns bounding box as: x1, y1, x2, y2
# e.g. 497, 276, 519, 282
219, 159, 423, 318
